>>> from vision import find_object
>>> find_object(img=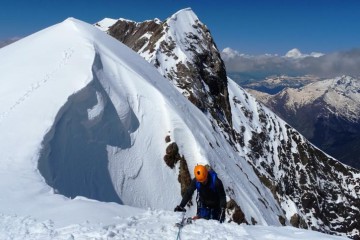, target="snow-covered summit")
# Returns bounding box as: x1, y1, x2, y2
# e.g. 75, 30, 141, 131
285, 48, 303, 58
222, 47, 239, 59
285, 48, 324, 59
221, 47, 249, 61
102, 7, 233, 137
94, 17, 119, 31
168, 7, 197, 22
